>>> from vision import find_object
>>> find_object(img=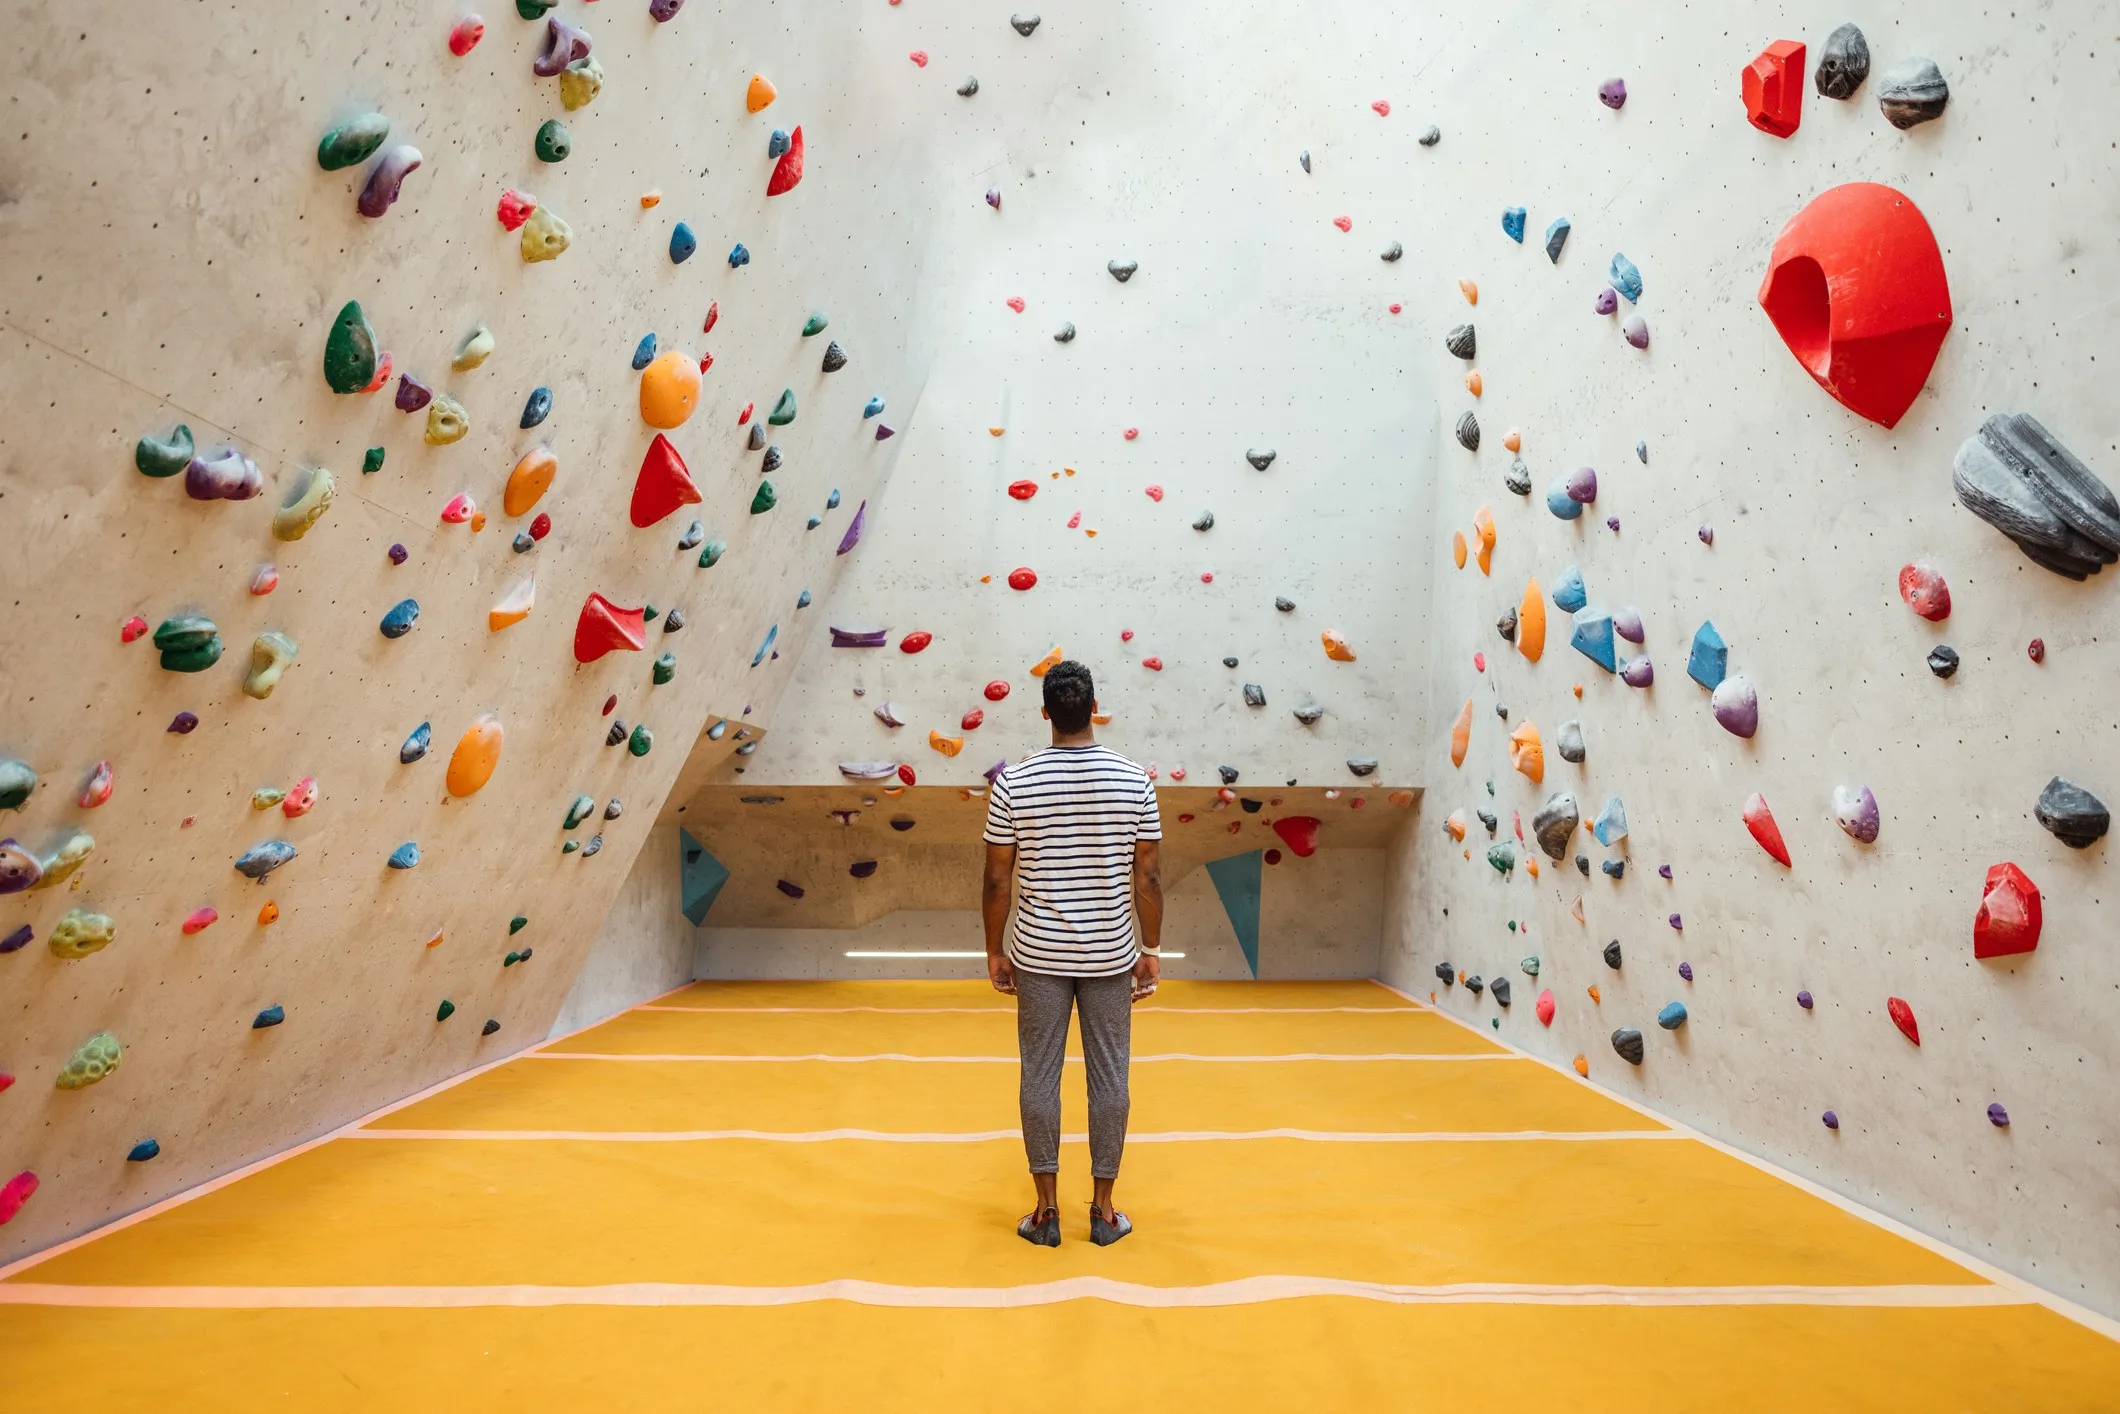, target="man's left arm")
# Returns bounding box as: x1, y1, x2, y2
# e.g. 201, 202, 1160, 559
983, 843, 1018, 994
